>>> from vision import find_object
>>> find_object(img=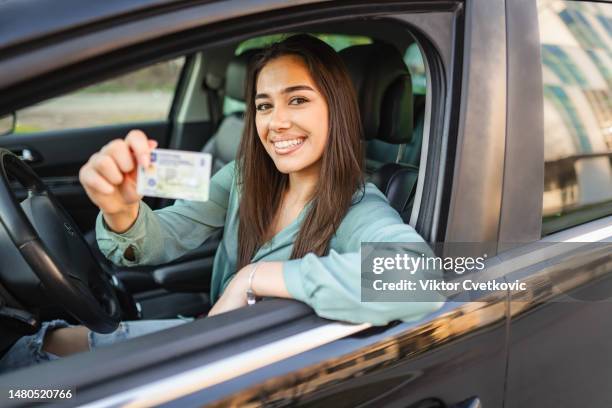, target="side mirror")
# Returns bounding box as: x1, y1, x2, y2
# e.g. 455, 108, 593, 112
0, 112, 16, 136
